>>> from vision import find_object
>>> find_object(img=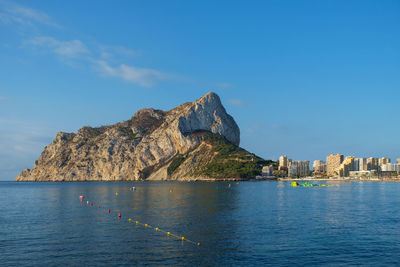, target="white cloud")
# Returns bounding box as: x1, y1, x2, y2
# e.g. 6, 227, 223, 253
3, 2, 177, 88
28, 36, 90, 58
0, 1, 59, 27
94, 60, 169, 87
26, 36, 169, 87
99, 45, 138, 59
227, 98, 245, 107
